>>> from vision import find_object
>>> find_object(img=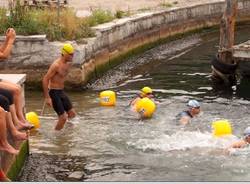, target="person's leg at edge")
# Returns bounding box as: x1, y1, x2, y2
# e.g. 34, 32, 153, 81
0, 88, 32, 130
0, 81, 32, 128
0, 169, 11, 182
9, 104, 32, 130
0, 107, 19, 155
6, 112, 27, 141
55, 113, 68, 131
